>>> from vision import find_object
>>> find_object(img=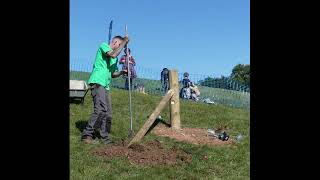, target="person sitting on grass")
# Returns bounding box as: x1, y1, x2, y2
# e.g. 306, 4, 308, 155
81, 35, 129, 145
190, 82, 200, 101
180, 72, 192, 99
182, 72, 191, 88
